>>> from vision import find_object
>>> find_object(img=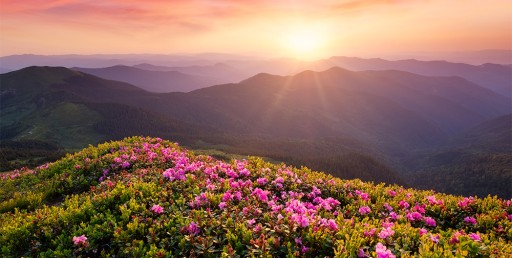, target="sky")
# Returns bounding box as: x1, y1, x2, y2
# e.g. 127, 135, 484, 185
0, 0, 511, 60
